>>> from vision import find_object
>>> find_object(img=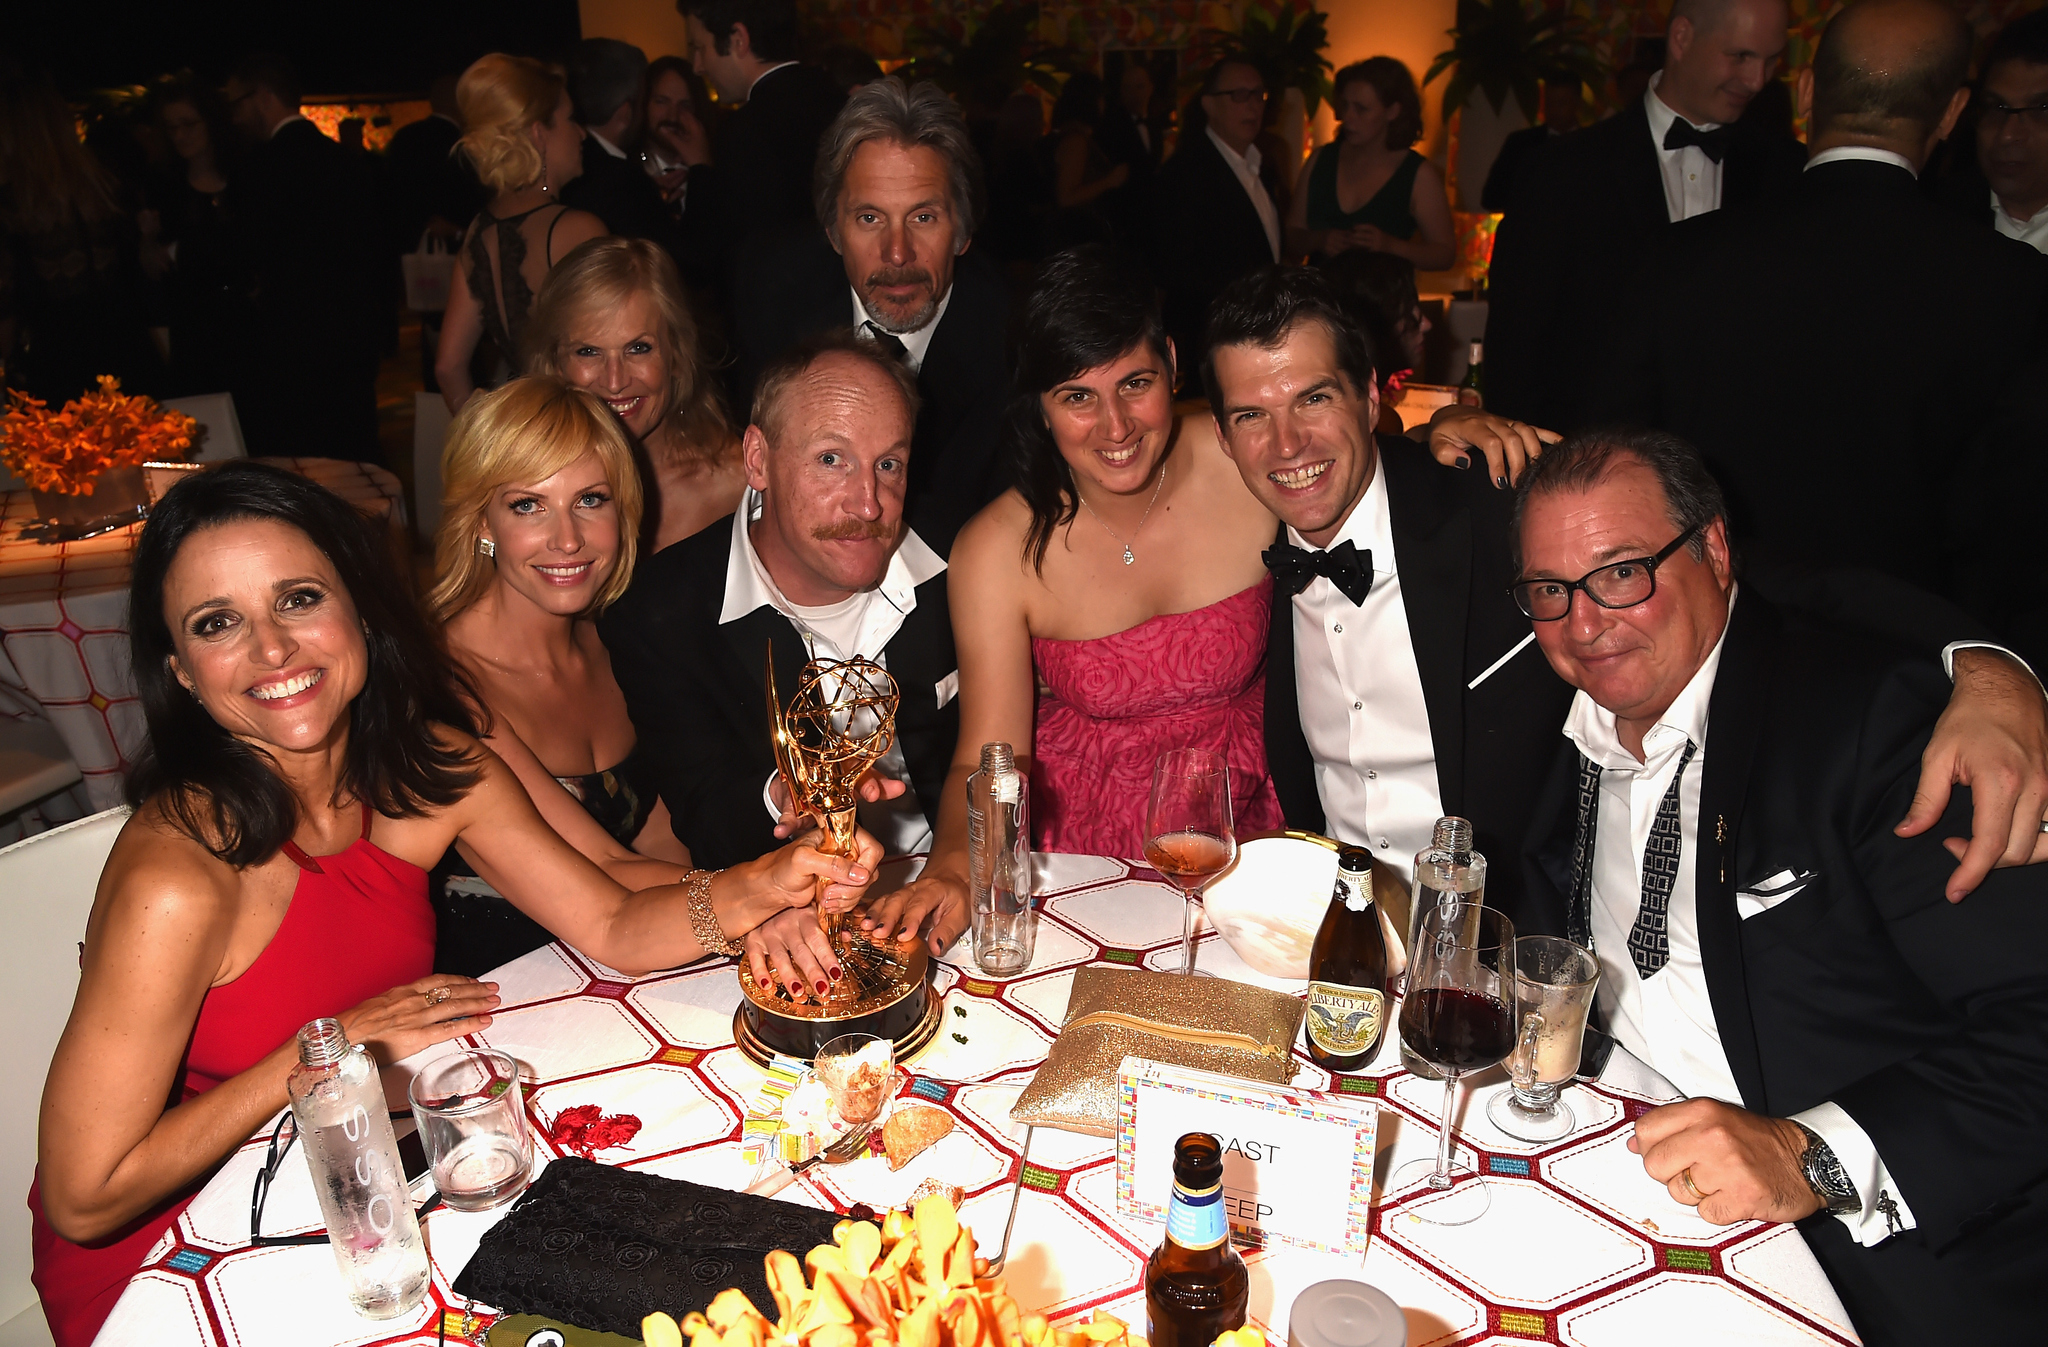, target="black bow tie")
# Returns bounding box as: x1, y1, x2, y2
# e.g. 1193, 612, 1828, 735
1263, 539, 1374, 605
1662, 117, 1733, 163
